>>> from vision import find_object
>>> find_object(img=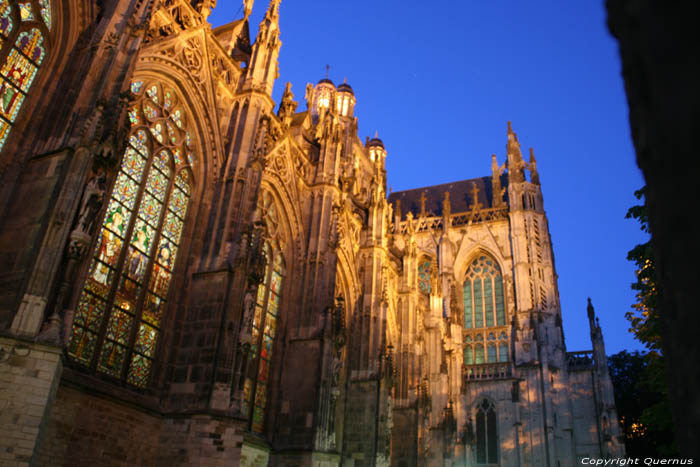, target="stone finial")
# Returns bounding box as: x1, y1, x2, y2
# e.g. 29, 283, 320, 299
470, 182, 483, 212
506, 121, 526, 183
442, 191, 451, 219
587, 297, 595, 321
395, 199, 402, 221
277, 82, 298, 123
243, 0, 254, 18
529, 148, 540, 185
419, 191, 427, 217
